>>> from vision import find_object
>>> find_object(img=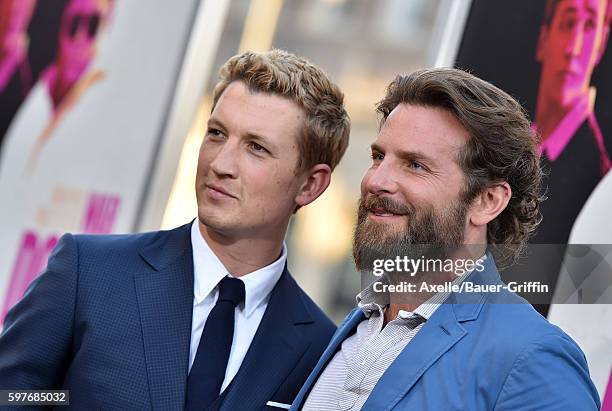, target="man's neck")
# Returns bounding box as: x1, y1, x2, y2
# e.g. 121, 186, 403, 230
198, 221, 286, 277
535, 95, 572, 142
384, 301, 422, 326
383, 270, 453, 327
383, 244, 486, 327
